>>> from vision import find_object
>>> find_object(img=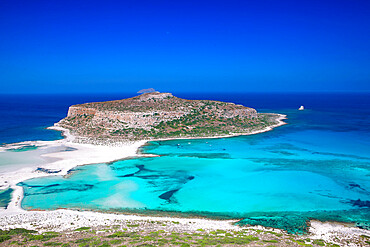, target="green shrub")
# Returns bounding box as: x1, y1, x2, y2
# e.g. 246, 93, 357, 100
75, 237, 93, 243
28, 234, 45, 241
0, 235, 11, 243
263, 240, 279, 243
8, 228, 37, 235
74, 227, 91, 231
98, 242, 111, 247
106, 231, 130, 238
313, 239, 325, 246
44, 242, 62, 246
109, 239, 122, 244
127, 224, 139, 228
44, 231, 59, 235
